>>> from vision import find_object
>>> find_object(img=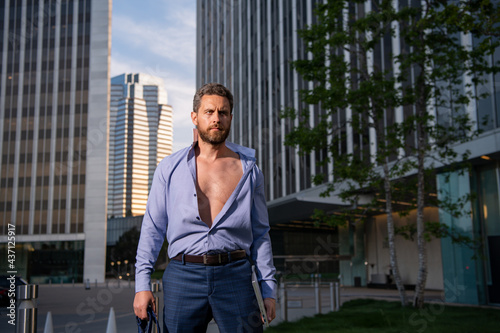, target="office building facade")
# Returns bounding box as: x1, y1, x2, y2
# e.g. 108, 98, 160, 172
108, 73, 173, 218
0, 0, 111, 283
196, 0, 500, 306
